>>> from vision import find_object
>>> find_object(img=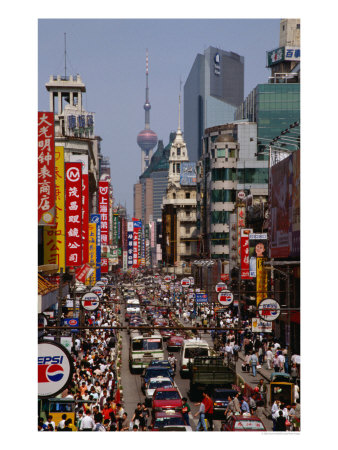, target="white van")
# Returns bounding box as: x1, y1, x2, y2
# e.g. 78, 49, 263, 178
179, 338, 210, 378
126, 298, 140, 306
